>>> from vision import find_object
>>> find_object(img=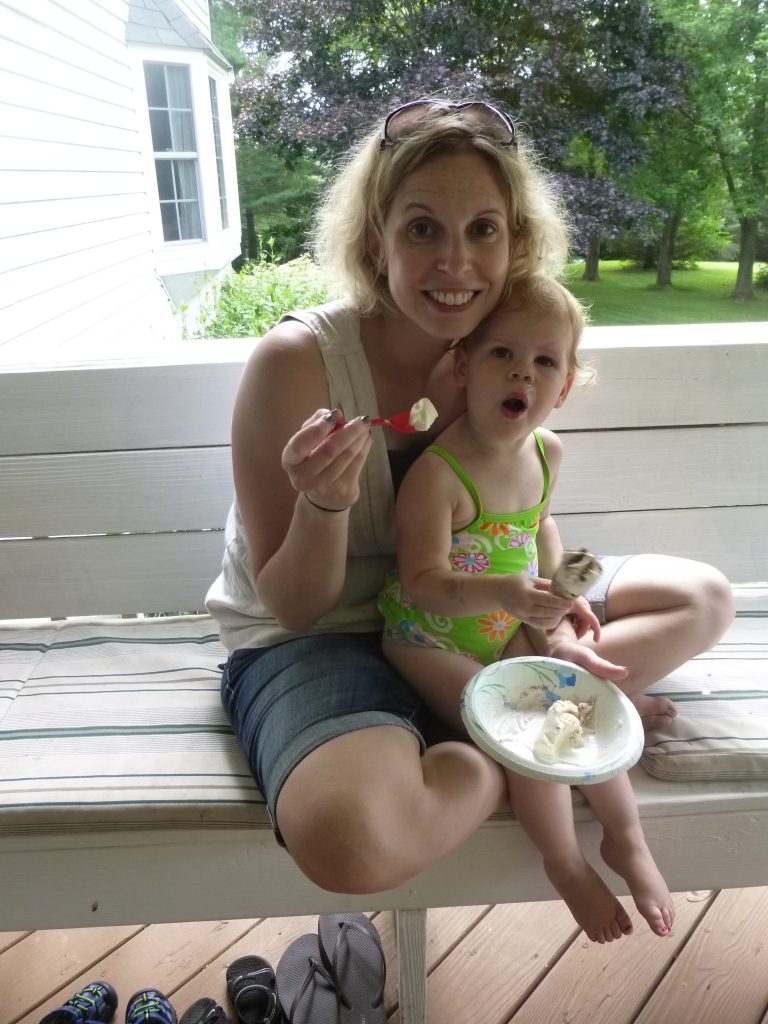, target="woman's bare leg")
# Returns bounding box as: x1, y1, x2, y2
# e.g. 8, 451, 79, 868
275, 725, 507, 893
585, 555, 734, 728
506, 773, 633, 943
582, 774, 674, 936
